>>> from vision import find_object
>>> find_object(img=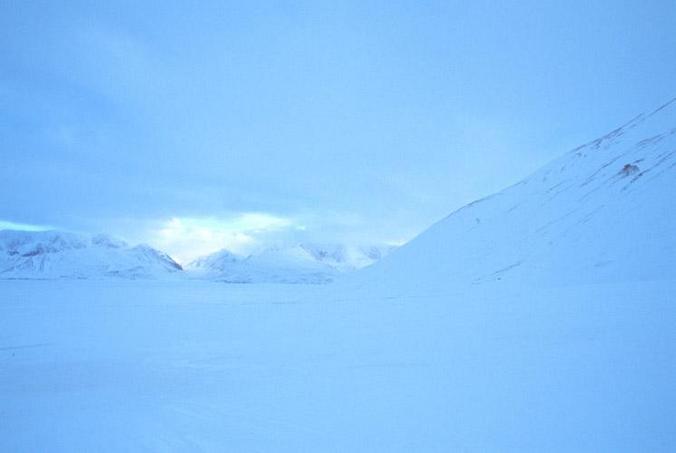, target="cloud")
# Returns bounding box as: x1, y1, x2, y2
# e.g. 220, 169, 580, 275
0, 220, 54, 232
148, 213, 302, 264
